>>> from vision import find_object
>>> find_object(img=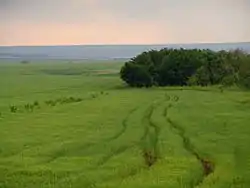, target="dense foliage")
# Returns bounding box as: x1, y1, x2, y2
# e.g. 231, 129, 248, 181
120, 48, 250, 88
